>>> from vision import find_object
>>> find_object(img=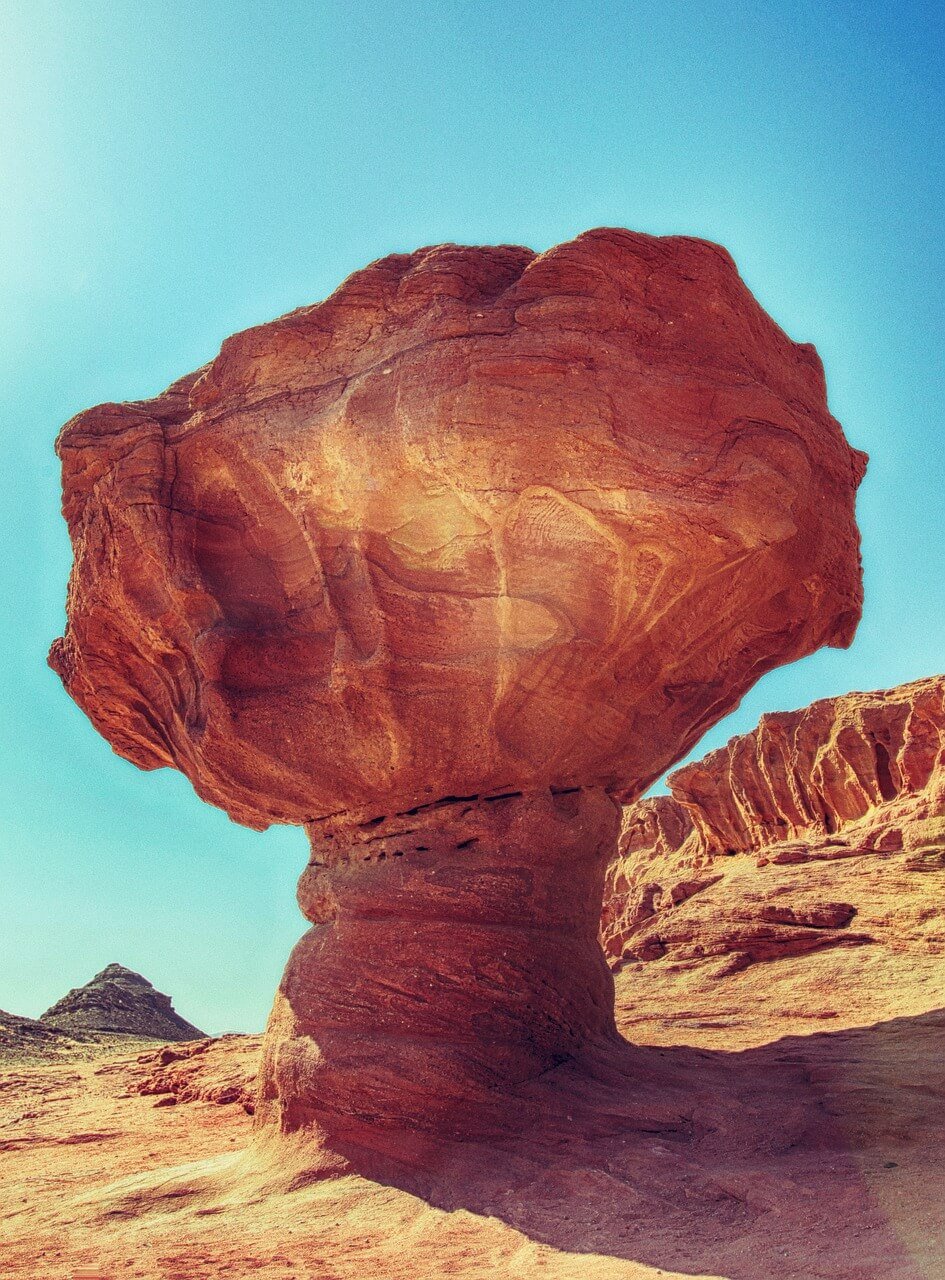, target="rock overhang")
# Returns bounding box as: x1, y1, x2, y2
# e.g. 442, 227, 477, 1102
50, 227, 866, 831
